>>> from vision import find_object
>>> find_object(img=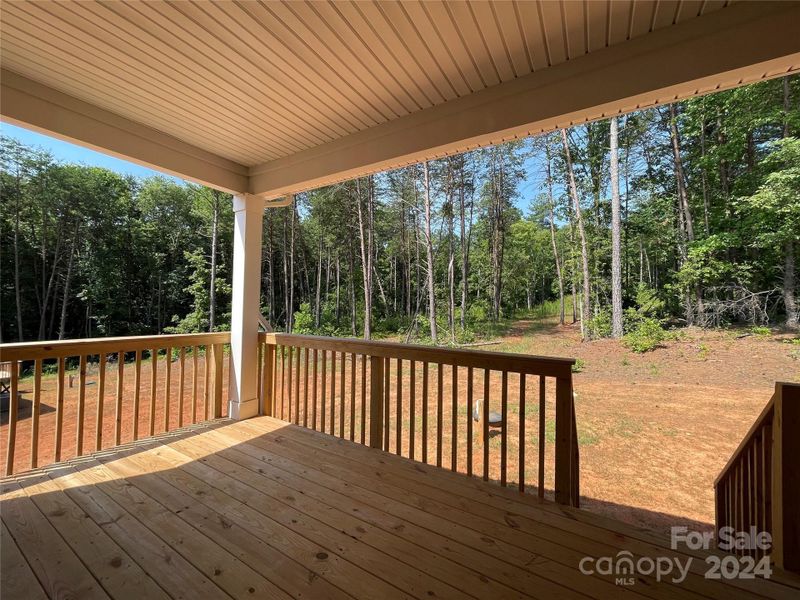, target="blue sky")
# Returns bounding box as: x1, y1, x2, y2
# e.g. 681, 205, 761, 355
2, 120, 554, 214
1, 122, 184, 182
